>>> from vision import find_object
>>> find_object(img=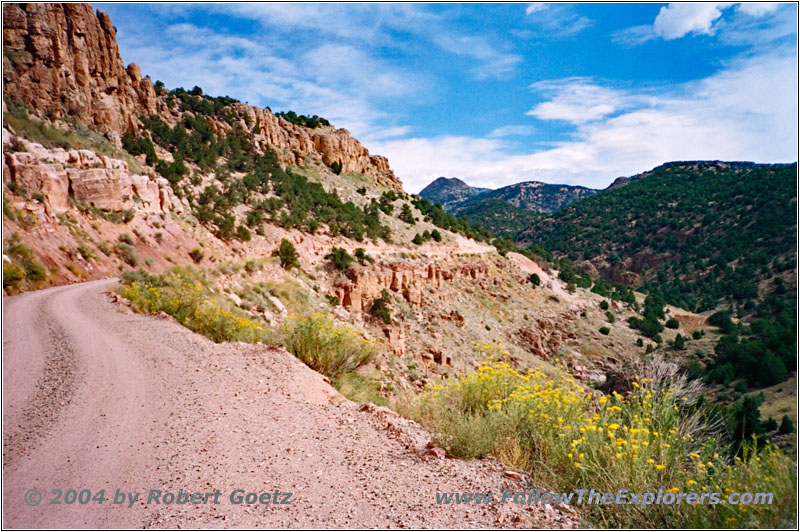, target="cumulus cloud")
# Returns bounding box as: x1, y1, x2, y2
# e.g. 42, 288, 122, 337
653, 3, 731, 39
736, 2, 781, 17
